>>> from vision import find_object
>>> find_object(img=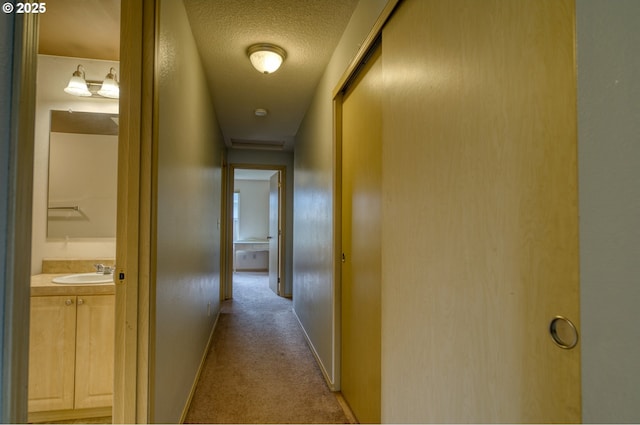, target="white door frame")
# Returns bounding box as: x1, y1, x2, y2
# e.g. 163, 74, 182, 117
224, 164, 286, 299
